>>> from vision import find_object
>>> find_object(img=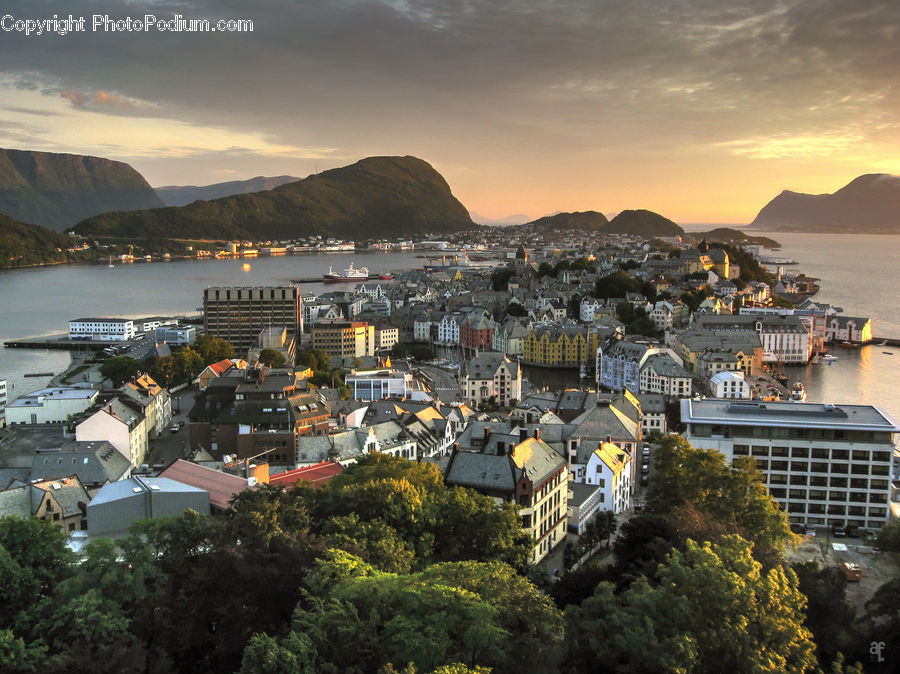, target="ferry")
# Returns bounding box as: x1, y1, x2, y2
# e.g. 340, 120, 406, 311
323, 262, 370, 283
789, 382, 807, 403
